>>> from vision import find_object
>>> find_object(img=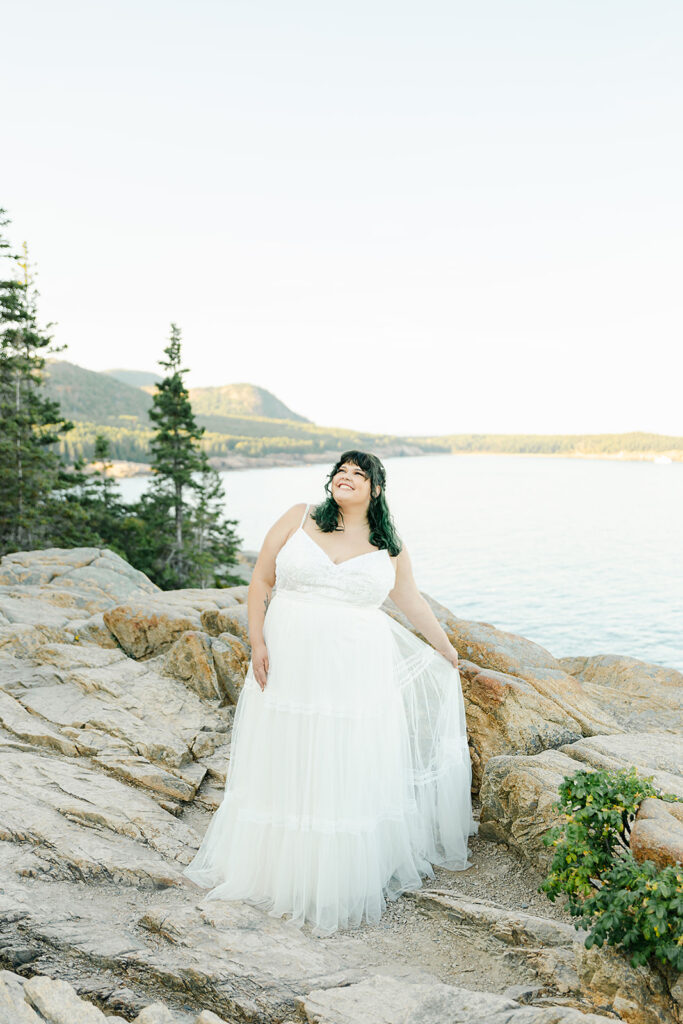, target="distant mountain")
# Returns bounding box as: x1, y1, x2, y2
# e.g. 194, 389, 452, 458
189, 383, 310, 423
41, 361, 683, 470
44, 361, 311, 432
45, 360, 152, 424
103, 369, 162, 388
